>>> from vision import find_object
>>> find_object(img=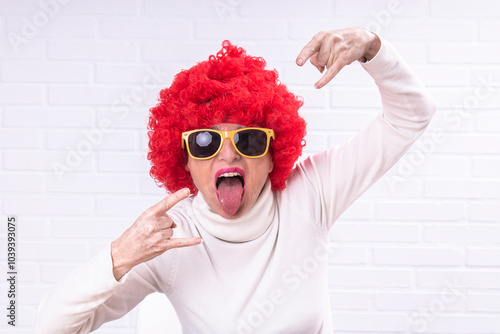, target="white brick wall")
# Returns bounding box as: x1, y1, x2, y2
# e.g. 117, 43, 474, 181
1, 0, 499, 333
